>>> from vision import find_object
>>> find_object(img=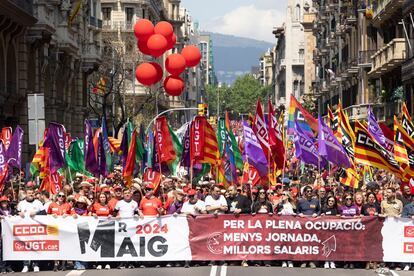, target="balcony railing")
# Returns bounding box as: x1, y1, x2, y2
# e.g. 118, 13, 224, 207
89, 16, 102, 29
372, 0, 404, 25
343, 102, 402, 122
369, 38, 406, 77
